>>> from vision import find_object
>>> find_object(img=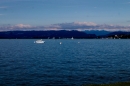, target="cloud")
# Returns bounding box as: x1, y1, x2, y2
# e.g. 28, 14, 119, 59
50, 22, 130, 31
52, 22, 130, 31
0, 22, 130, 31
0, 24, 33, 31
14, 24, 32, 28
49, 22, 97, 30
73, 22, 97, 26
